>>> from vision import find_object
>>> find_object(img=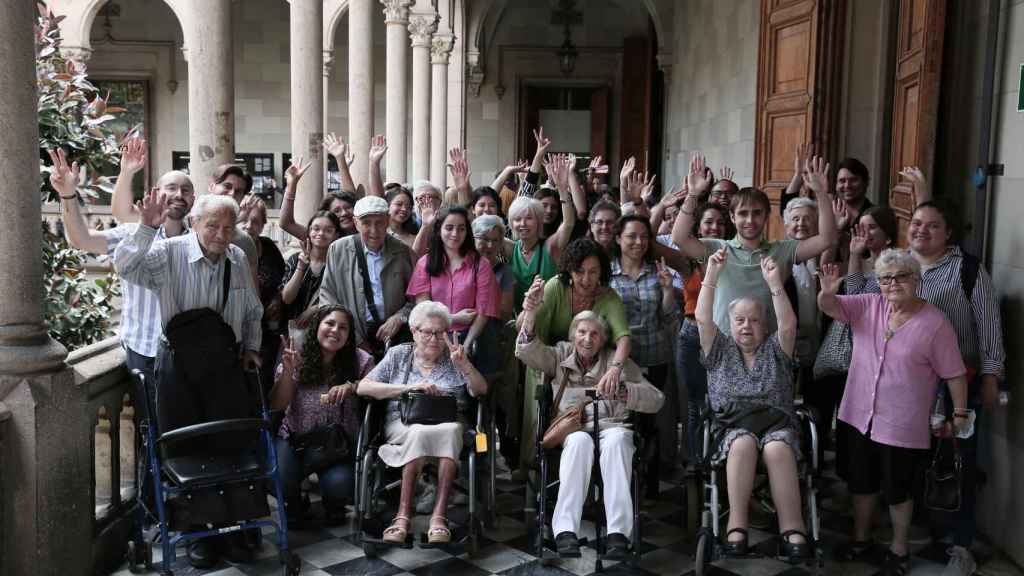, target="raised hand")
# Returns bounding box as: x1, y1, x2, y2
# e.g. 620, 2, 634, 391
898, 166, 928, 207
509, 159, 529, 173
417, 195, 438, 227
818, 263, 843, 295
533, 126, 552, 159
522, 276, 545, 313
793, 142, 810, 176
656, 257, 673, 289
323, 133, 355, 166
544, 154, 568, 191
641, 172, 658, 205
119, 137, 147, 175
719, 165, 735, 182
279, 334, 299, 373
298, 237, 312, 267
239, 193, 259, 220
48, 148, 80, 198
802, 156, 830, 196
760, 256, 783, 291
704, 246, 728, 280
849, 222, 868, 255
136, 187, 166, 228
369, 134, 388, 164
445, 331, 472, 374
285, 155, 312, 188
588, 155, 609, 175
448, 147, 471, 190
619, 156, 636, 186
832, 196, 851, 231
687, 152, 712, 196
